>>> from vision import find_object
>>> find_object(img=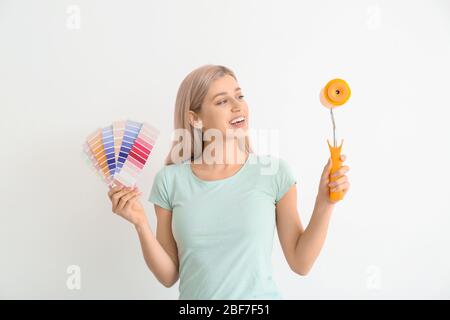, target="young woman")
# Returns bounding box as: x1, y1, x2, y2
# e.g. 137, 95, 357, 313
107, 65, 351, 299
